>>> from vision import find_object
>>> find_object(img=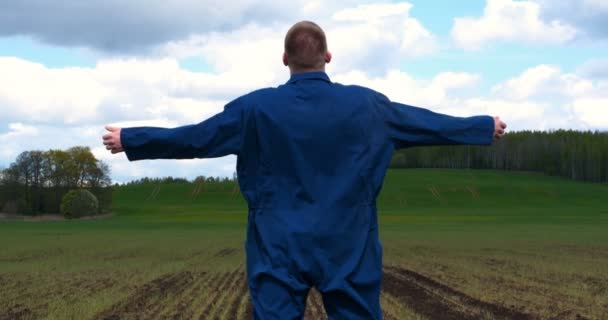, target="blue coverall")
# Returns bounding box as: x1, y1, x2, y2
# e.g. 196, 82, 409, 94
121, 72, 494, 319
